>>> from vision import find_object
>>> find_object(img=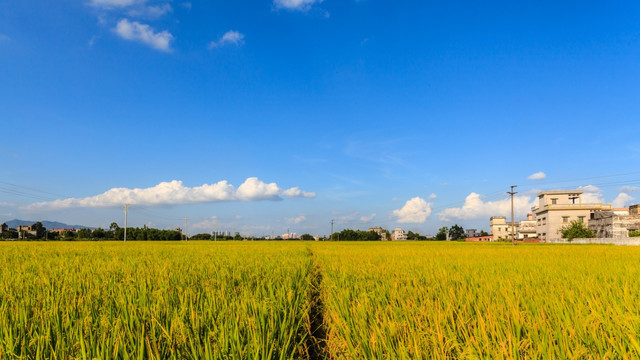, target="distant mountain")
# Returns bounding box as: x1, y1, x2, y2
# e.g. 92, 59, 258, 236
2, 219, 95, 230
